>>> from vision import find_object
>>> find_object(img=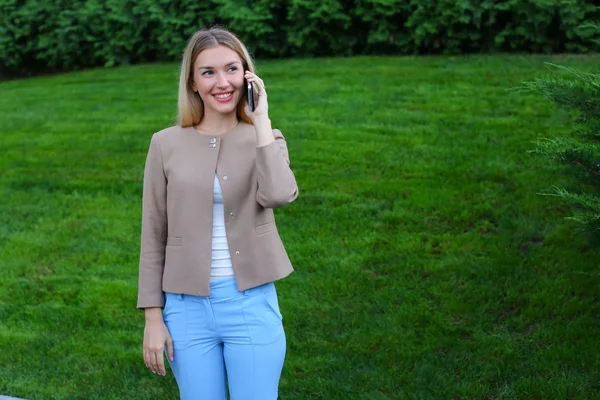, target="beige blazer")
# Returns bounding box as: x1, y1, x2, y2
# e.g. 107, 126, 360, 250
136, 122, 299, 309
